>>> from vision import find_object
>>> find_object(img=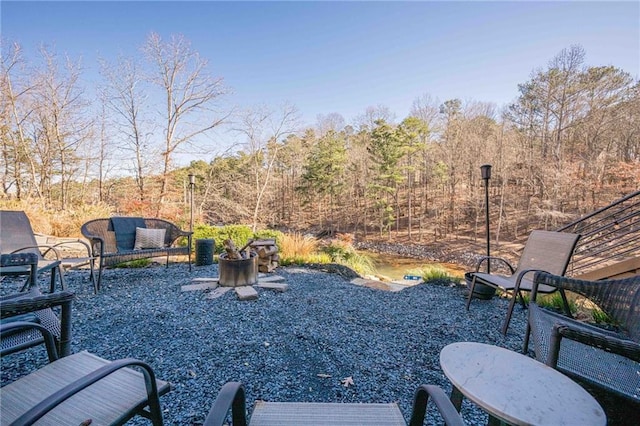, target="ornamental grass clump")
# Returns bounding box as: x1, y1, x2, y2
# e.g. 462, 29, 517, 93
412, 265, 458, 284
321, 234, 376, 276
